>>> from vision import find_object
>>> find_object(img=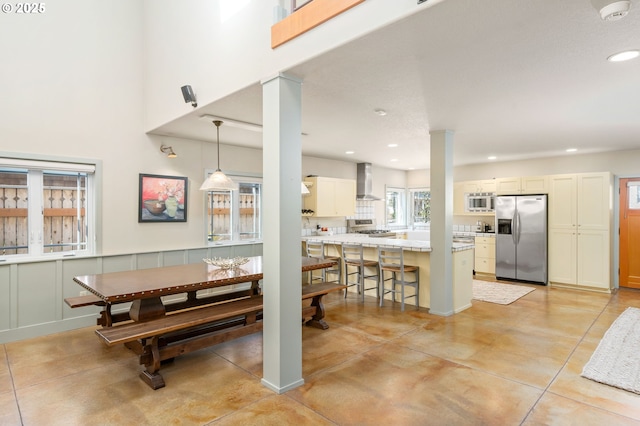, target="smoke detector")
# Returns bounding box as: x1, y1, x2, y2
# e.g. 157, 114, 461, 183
591, 0, 632, 21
